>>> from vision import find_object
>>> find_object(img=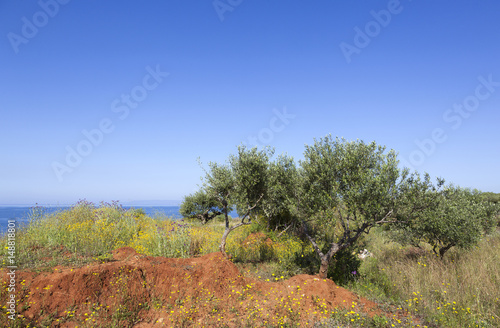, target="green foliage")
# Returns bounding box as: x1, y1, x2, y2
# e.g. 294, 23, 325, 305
300, 135, 400, 221
214, 213, 229, 223
298, 135, 405, 277
327, 246, 361, 285
182, 135, 497, 280
179, 190, 224, 224
229, 145, 273, 217
480, 192, 500, 226
260, 153, 301, 231
480, 191, 500, 204
128, 207, 146, 217
388, 172, 444, 247
390, 185, 498, 257
203, 161, 235, 208
195, 145, 275, 256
